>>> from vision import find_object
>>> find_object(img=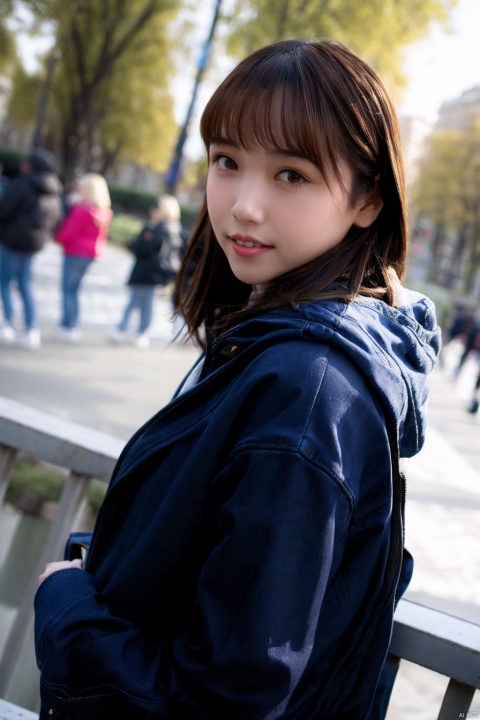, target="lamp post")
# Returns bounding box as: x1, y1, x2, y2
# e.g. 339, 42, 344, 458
164, 0, 222, 195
